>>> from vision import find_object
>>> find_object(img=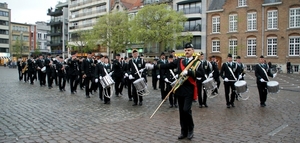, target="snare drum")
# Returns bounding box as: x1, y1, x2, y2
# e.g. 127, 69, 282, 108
100, 75, 115, 88
234, 81, 248, 94
202, 78, 216, 90
133, 78, 149, 96
41, 67, 46, 73
267, 81, 279, 94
